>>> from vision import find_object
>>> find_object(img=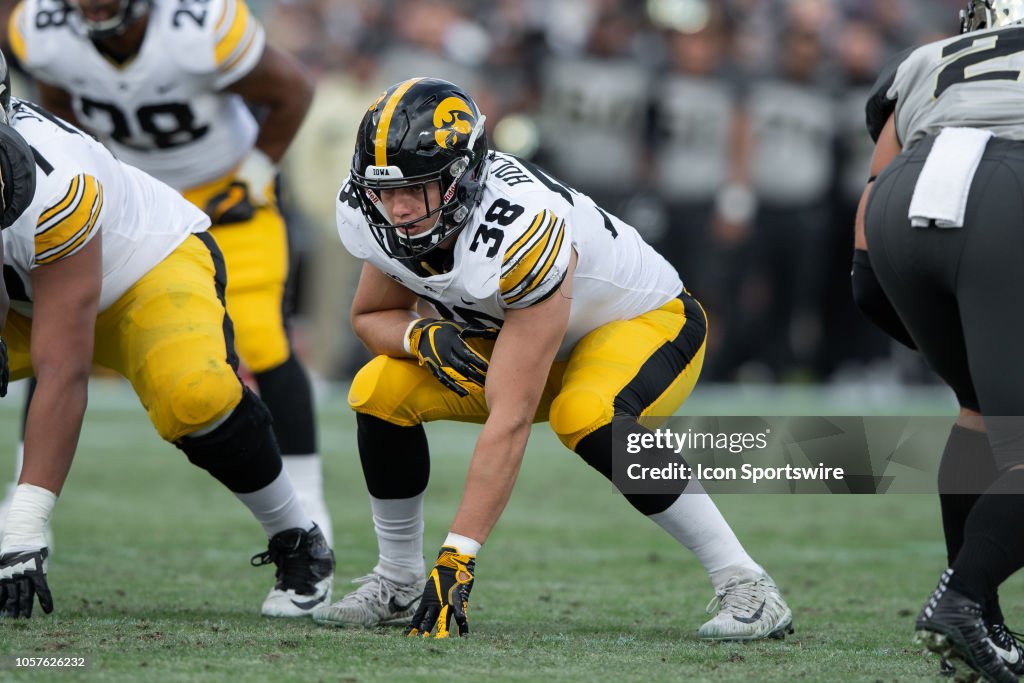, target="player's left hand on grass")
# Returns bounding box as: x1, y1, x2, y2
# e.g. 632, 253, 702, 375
405, 546, 475, 638
0, 547, 53, 618
0, 336, 9, 397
